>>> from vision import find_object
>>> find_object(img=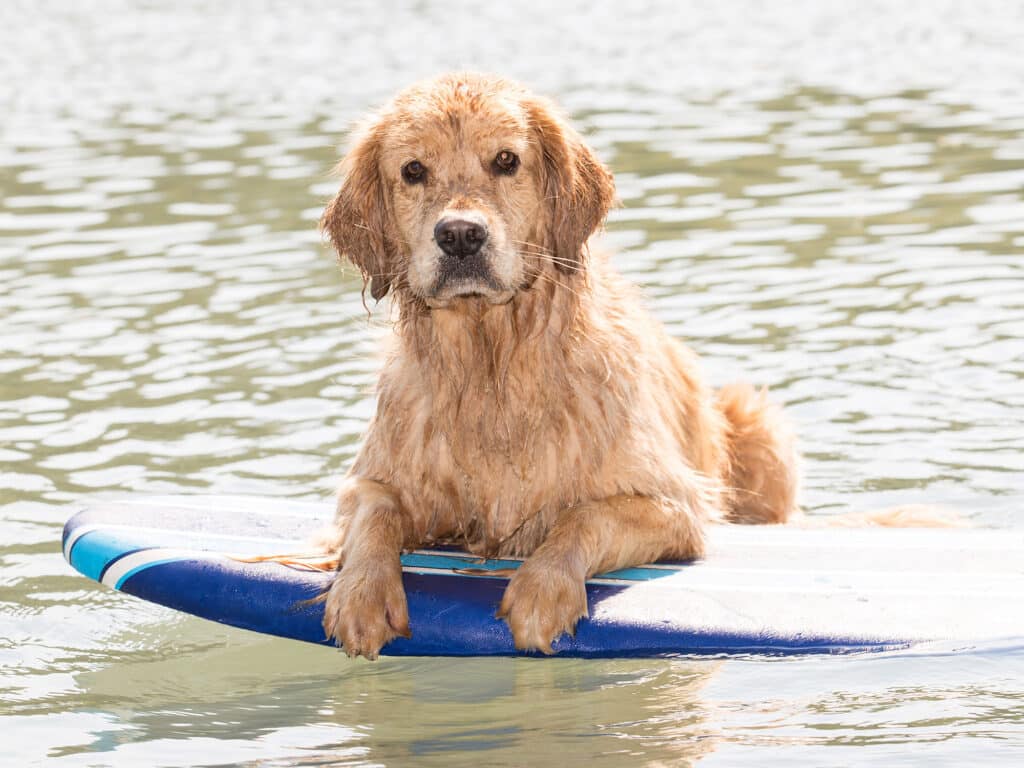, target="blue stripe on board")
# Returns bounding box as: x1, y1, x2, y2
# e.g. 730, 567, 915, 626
68, 529, 149, 582
399, 552, 676, 582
